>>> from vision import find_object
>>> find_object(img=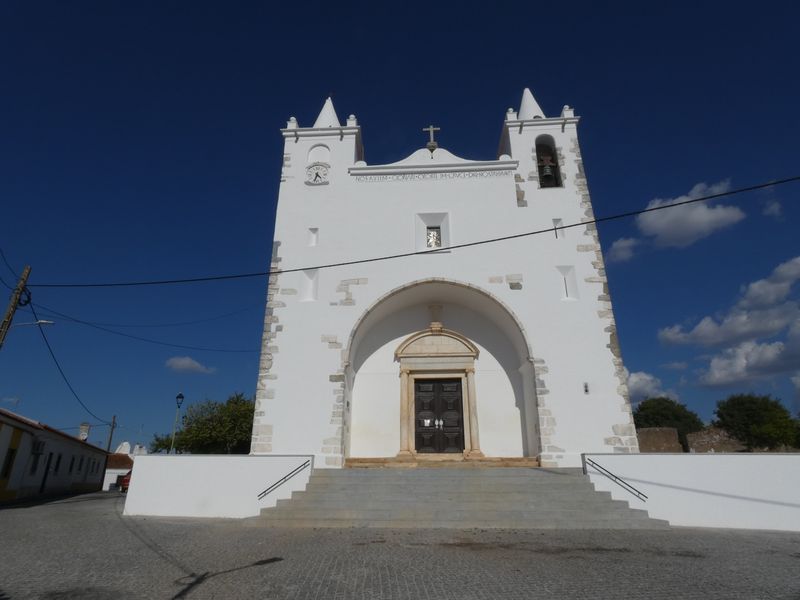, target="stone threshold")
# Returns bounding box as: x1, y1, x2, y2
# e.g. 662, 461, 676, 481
345, 456, 540, 469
